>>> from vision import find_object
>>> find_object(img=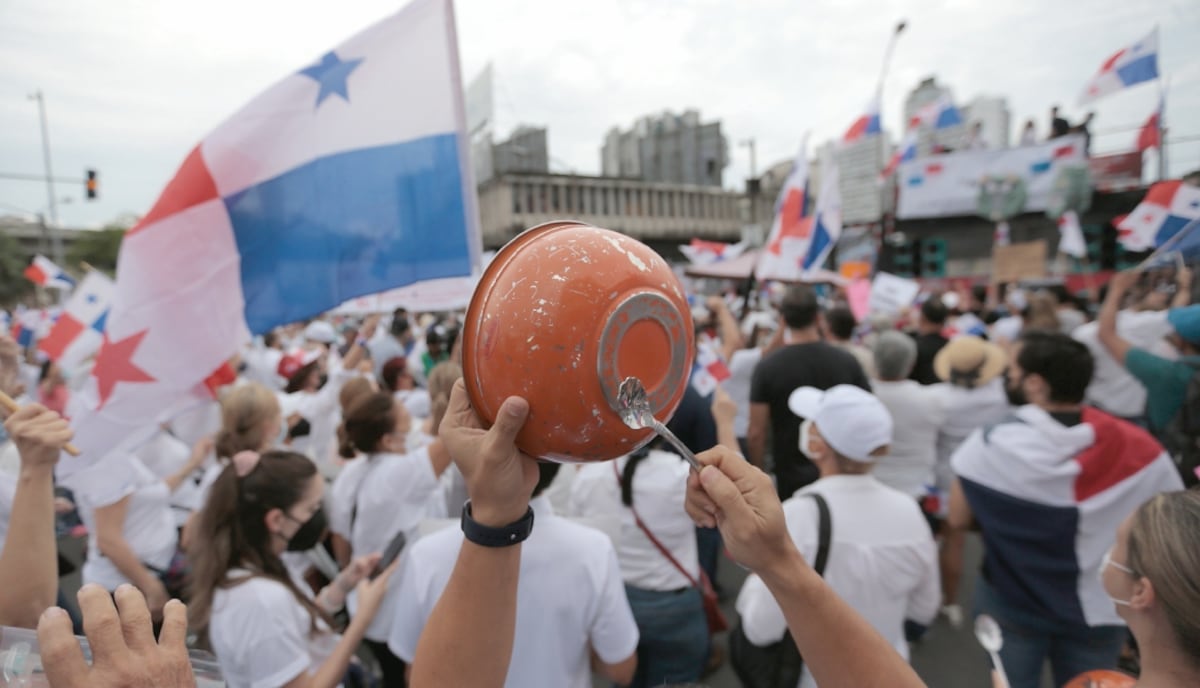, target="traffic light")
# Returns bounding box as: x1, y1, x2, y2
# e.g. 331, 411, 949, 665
85, 169, 98, 200
921, 238, 947, 277
892, 238, 916, 277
